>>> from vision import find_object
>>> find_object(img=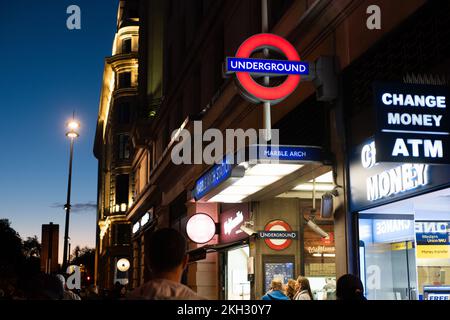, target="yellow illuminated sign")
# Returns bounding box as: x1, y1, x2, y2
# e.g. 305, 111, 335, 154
417, 245, 450, 259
